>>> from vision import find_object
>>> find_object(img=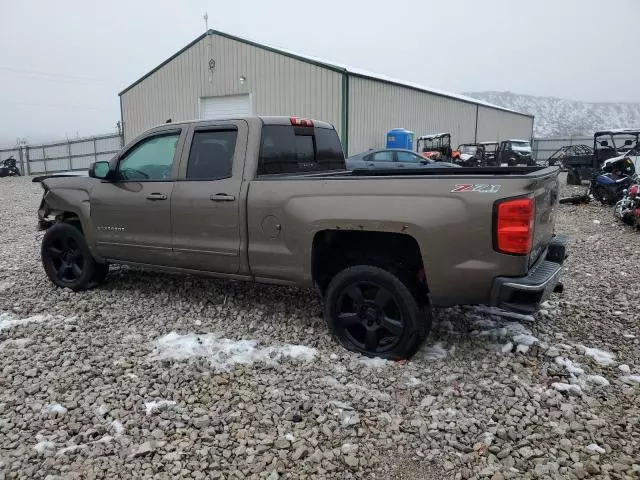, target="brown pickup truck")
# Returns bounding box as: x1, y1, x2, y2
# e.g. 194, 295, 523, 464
35, 116, 567, 359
